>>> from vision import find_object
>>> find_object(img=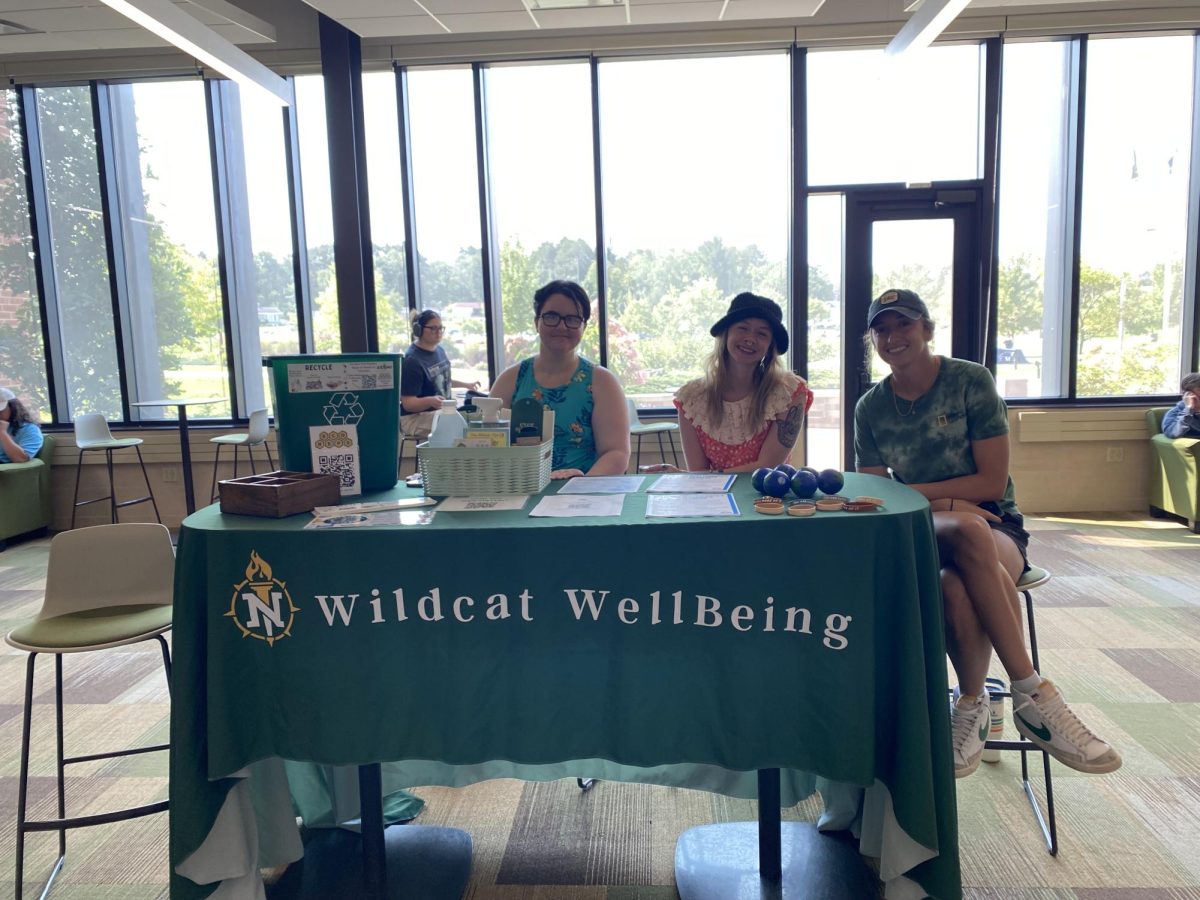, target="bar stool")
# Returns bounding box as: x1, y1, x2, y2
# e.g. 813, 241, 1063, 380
70, 413, 161, 529
209, 408, 274, 502
6, 523, 174, 898
984, 564, 1058, 855
627, 398, 680, 470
